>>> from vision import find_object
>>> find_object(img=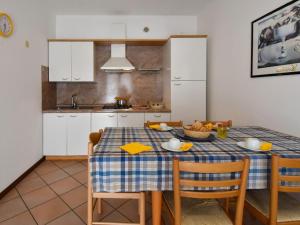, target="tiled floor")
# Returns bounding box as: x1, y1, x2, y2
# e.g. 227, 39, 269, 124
0, 160, 262, 225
